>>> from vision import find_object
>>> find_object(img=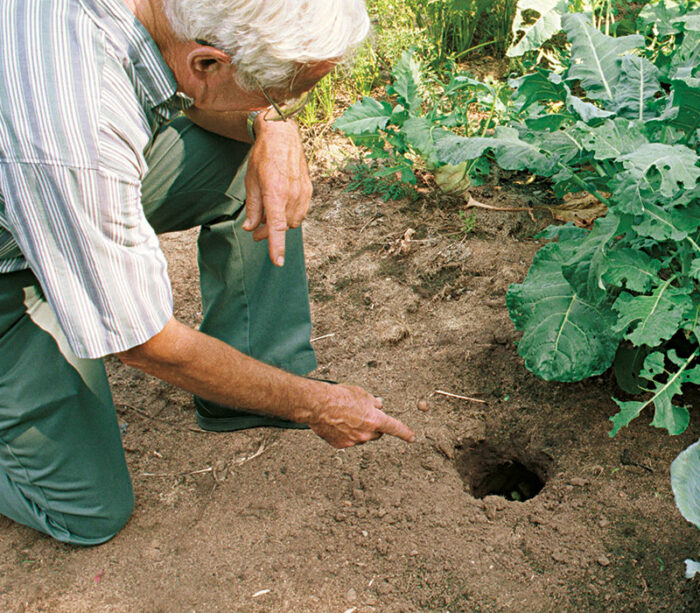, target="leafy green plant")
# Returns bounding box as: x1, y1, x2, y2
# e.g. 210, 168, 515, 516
335, 49, 513, 193
434, 1, 700, 562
